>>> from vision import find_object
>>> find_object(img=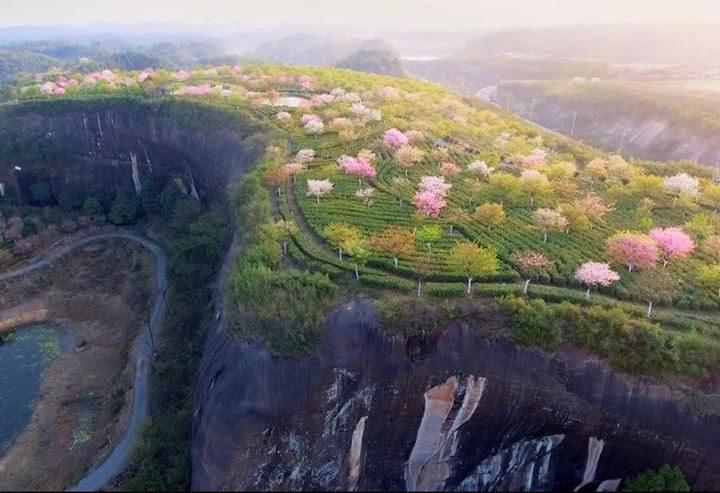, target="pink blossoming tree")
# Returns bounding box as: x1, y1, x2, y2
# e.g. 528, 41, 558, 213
439, 162, 461, 177
413, 190, 447, 217
306, 179, 333, 204
649, 227, 695, 267
383, 128, 409, 149
418, 176, 452, 197
575, 261, 621, 299
607, 232, 658, 272
298, 75, 312, 90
